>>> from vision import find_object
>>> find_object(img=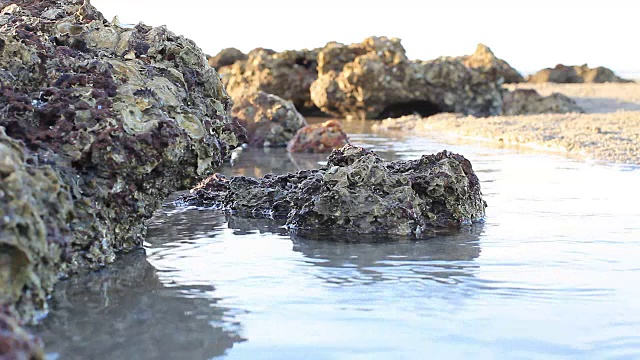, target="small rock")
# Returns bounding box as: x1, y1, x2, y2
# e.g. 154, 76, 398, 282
287, 120, 349, 153
207, 47, 247, 70
461, 43, 524, 84
502, 89, 583, 115
527, 64, 630, 83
